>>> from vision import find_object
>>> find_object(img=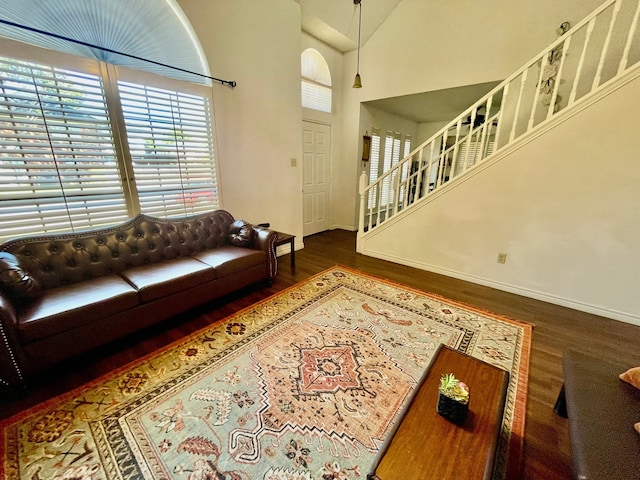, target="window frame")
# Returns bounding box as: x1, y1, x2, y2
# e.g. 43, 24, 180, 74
0, 38, 221, 241
301, 48, 332, 113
